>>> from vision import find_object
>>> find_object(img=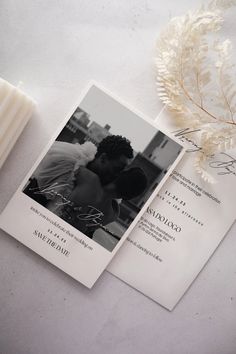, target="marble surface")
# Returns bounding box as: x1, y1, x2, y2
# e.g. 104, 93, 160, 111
0, 1, 236, 353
